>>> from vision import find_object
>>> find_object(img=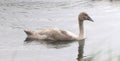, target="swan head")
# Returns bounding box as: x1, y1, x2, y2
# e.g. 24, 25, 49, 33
79, 12, 94, 22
